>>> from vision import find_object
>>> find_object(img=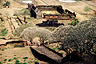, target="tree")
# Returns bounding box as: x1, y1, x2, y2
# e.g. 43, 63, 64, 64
53, 18, 96, 55
20, 27, 55, 44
